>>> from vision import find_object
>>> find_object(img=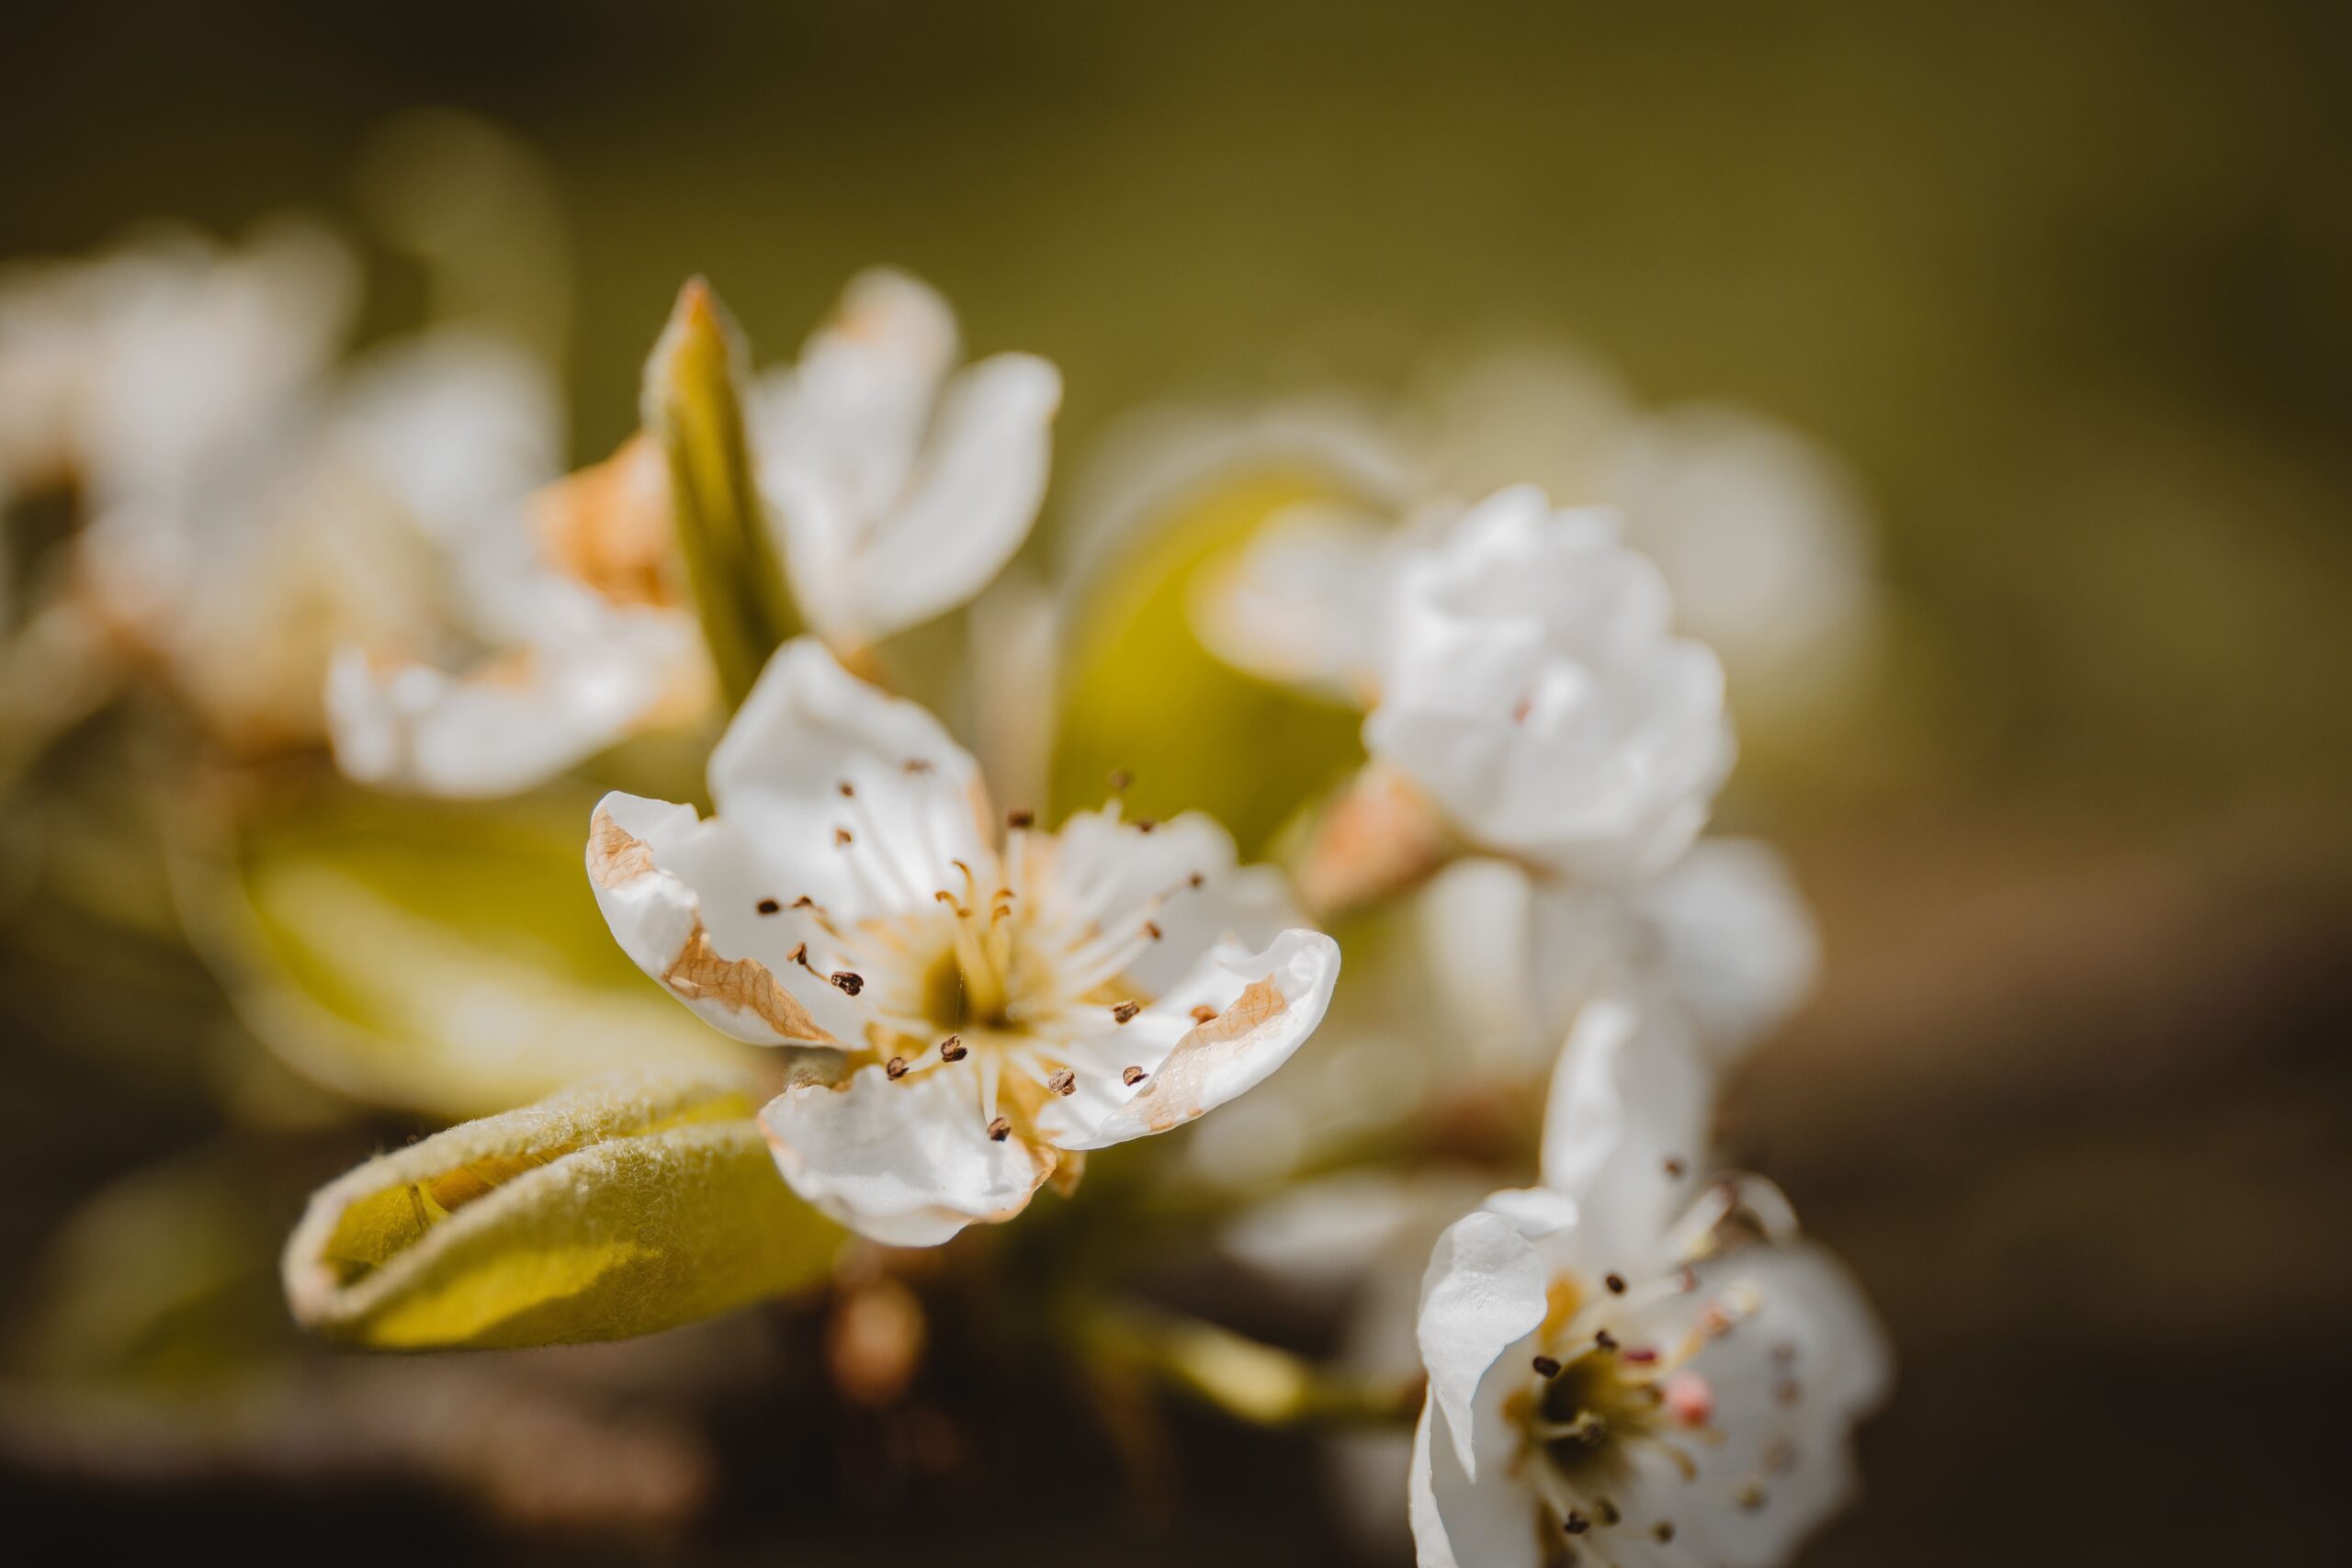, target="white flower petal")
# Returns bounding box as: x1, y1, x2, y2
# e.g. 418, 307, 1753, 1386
325, 595, 695, 798
757, 269, 957, 519
1415, 1208, 1550, 1482
1603, 404, 1877, 709
1610, 1240, 1890, 1567
1408, 1397, 1543, 1568
848, 352, 1060, 640
584, 790, 864, 1046
709, 639, 990, 920
1191, 499, 1397, 700
1042, 807, 1294, 995
1638, 838, 1820, 1060
1538, 993, 1712, 1264
759, 1061, 1058, 1247
1036, 930, 1339, 1152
